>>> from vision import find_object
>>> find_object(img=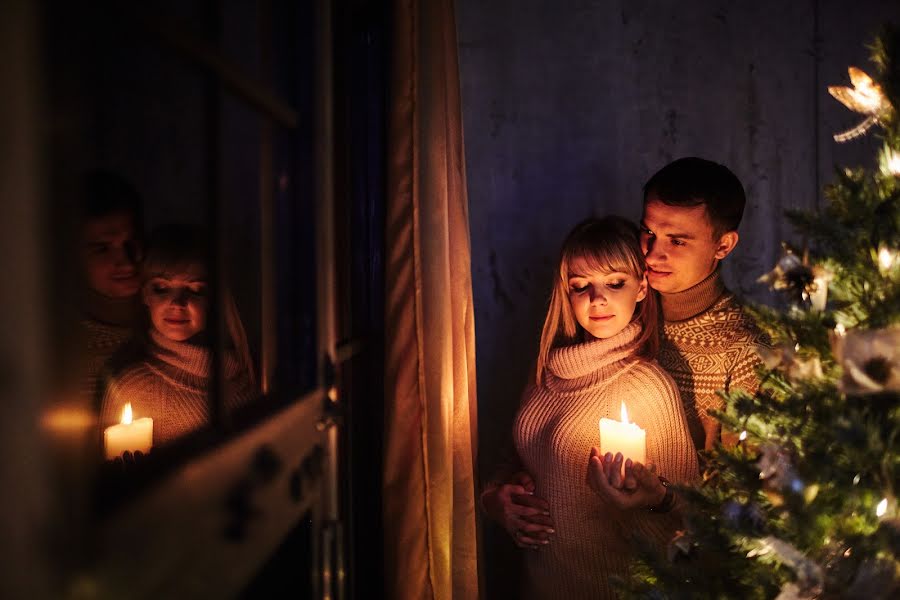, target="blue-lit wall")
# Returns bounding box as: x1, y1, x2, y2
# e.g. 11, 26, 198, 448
458, 0, 900, 591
